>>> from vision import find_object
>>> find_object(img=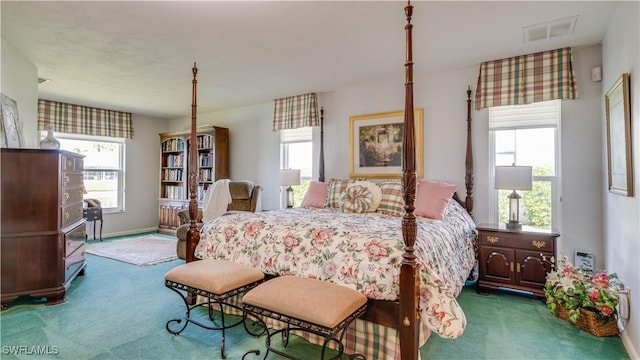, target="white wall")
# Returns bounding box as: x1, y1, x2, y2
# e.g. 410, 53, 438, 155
561, 45, 606, 268
602, 2, 640, 357
1, 39, 38, 148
